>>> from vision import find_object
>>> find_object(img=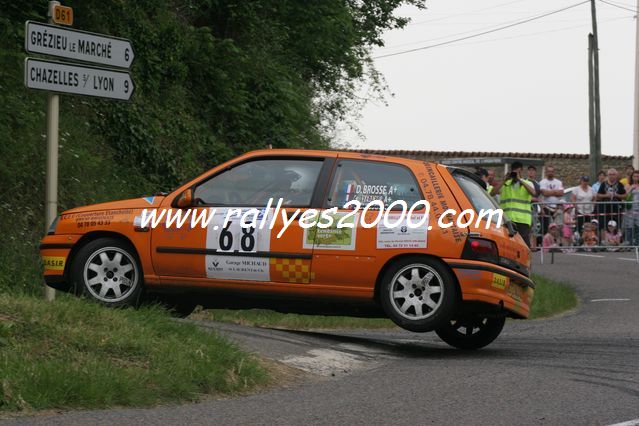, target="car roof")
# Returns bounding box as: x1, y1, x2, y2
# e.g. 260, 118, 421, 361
241, 148, 436, 169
